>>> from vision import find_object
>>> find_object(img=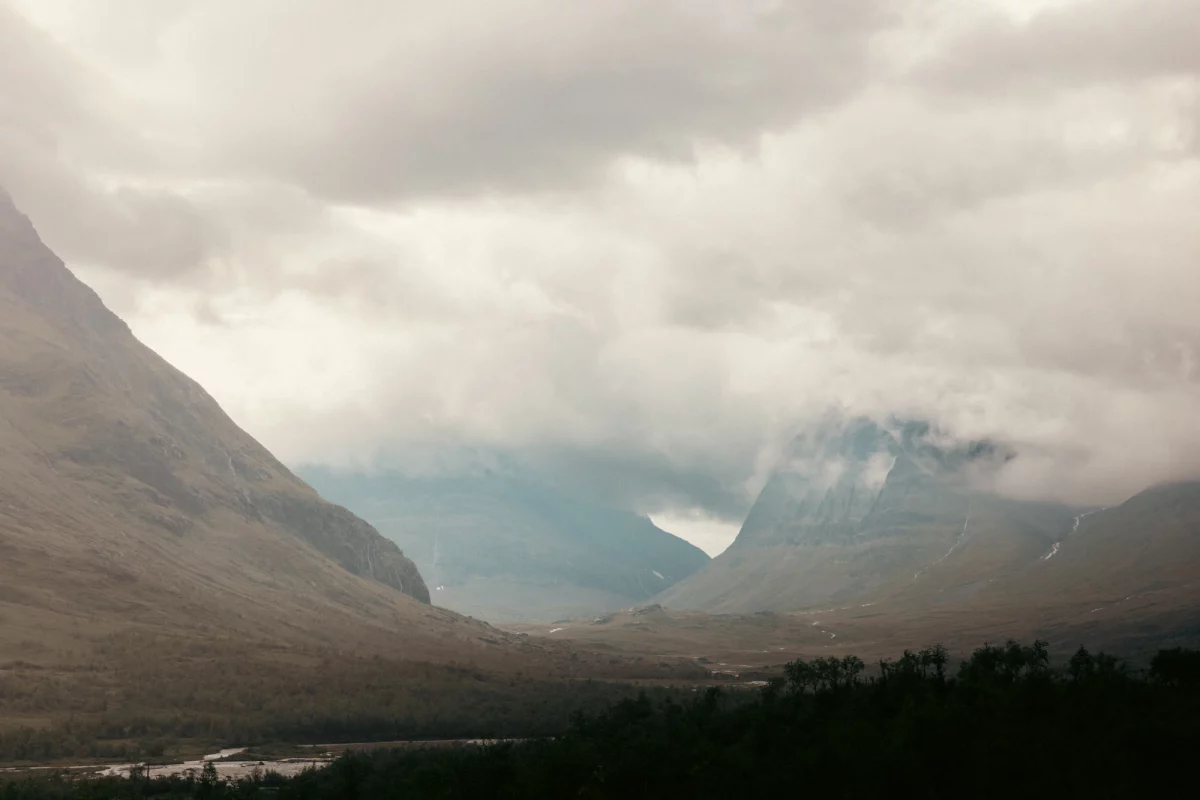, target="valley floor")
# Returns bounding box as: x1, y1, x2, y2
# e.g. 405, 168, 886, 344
3, 641, 1198, 798
505, 582, 1200, 674
1, 578, 1195, 771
